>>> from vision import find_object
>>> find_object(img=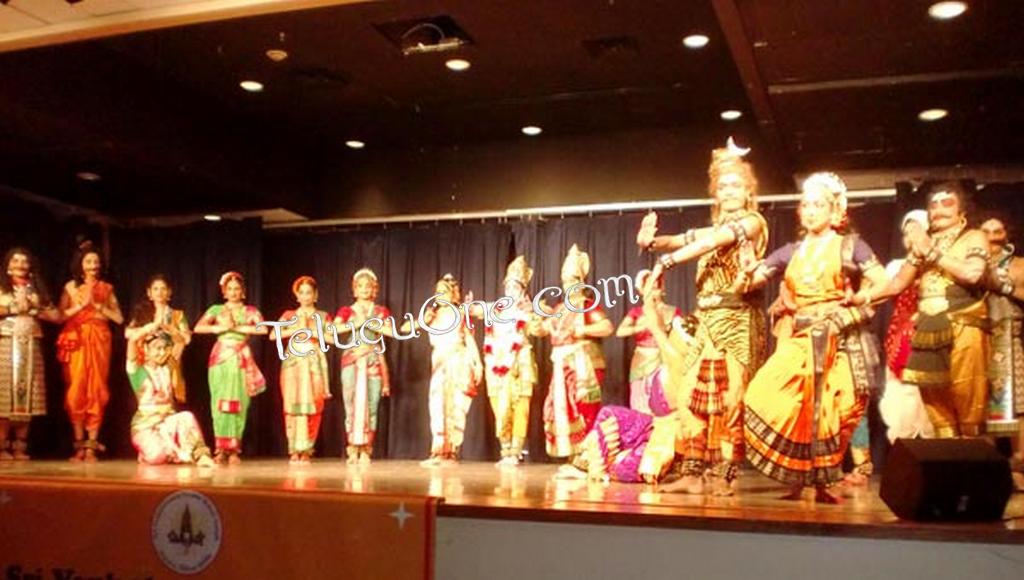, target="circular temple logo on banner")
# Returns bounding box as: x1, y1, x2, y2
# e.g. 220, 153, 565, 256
151, 490, 223, 575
